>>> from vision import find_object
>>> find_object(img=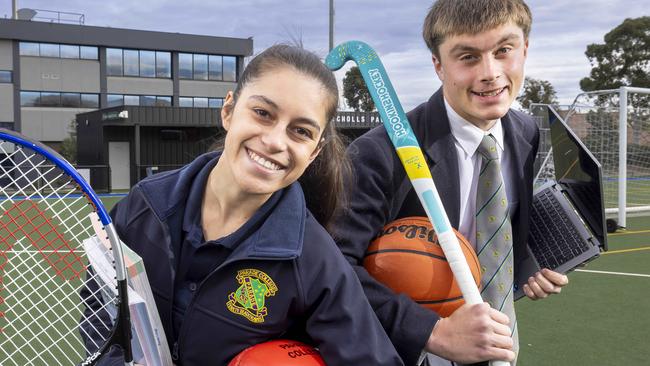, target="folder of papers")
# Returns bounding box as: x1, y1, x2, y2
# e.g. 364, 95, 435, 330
84, 213, 173, 366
